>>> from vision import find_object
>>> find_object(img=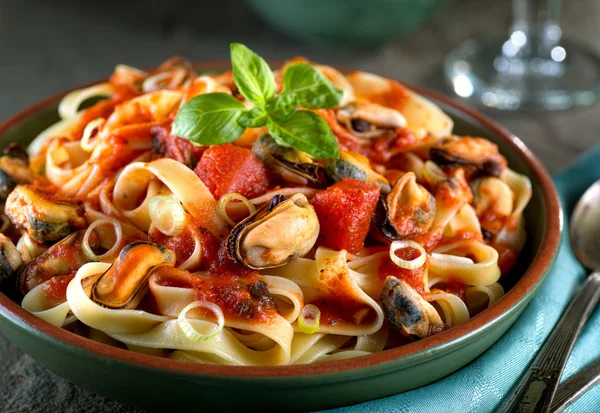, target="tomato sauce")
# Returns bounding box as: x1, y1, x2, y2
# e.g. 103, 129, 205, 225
437, 229, 483, 245
361, 80, 410, 109
149, 225, 198, 269
43, 274, 75, 307
378, 247, 428, 293
434, 281, 467, 302
151, 263, 278, 323
409, 228, 443, 252
310, 264, 375, 327
435, 172, 472, 209
492, 242, 519, 273
193, 276, 277, 323
478, 208, 507, 234
311, 297, 374, 327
